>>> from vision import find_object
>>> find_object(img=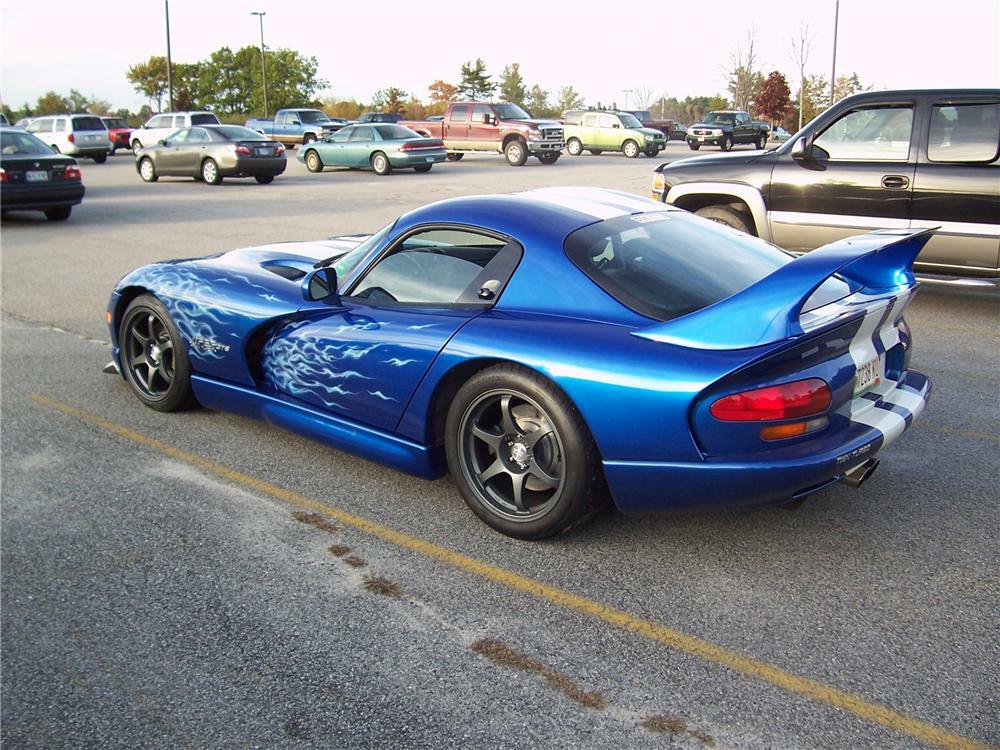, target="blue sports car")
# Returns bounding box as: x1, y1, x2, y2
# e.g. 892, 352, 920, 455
106, 188, 932, 539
